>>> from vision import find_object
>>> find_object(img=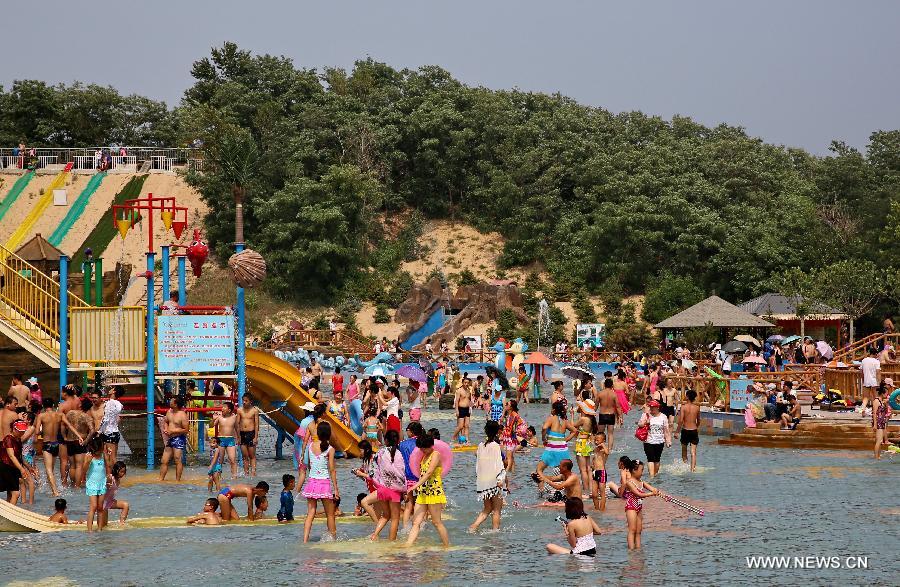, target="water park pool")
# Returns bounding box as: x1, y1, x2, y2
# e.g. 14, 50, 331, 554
1, 406, 896, 586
